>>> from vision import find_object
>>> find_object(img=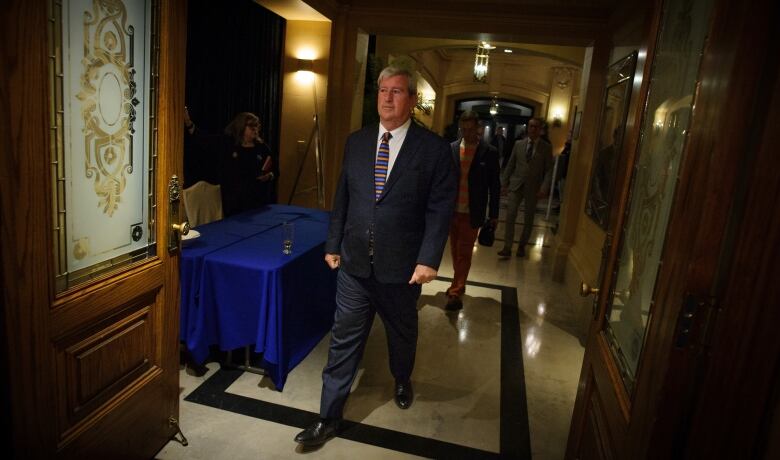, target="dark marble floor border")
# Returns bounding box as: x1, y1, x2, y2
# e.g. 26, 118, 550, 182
185, 278, 530, 459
